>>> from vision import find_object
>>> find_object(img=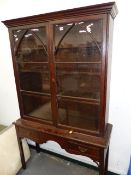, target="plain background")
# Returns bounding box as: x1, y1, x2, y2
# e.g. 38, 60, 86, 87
0, 0, 131, 174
